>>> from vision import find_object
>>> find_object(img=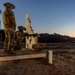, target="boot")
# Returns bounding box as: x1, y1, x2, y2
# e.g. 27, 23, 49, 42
4, 49, 8, 54
7, 50, 16, 54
